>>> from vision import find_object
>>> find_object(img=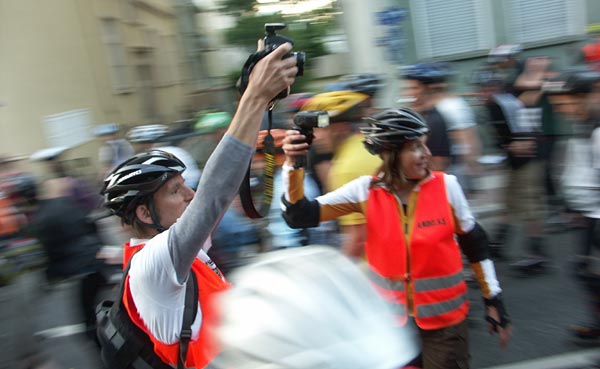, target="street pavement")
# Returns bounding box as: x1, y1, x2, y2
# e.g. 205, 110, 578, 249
1, 164, 598, 369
